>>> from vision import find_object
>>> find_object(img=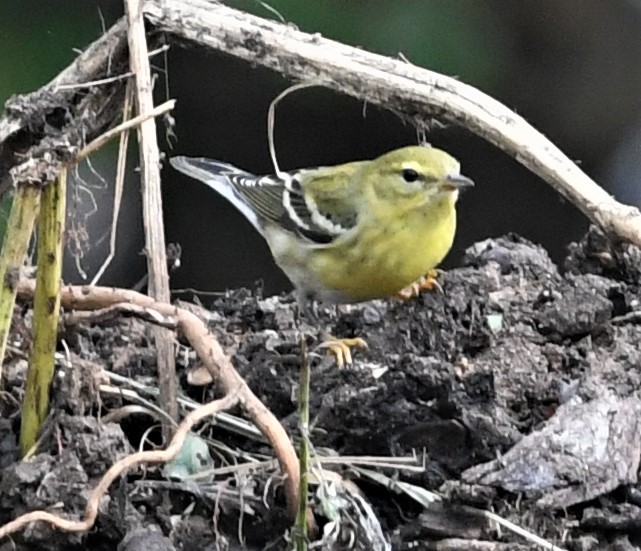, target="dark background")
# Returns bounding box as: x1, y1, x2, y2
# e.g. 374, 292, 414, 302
2, 0, 641, 296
